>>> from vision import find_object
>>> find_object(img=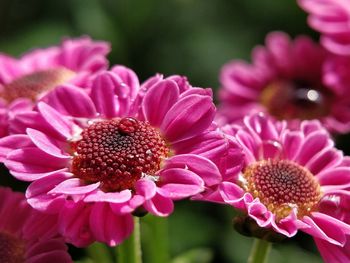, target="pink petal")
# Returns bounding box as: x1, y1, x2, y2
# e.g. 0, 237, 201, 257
58, 201, 94, 247
0, 135, 33, 162
165, 154, 222, 186
5, 147, 69, 181
49, 178, 100, 195
84, 189, 132, 203
111, 65, 140, 98
43, 84, 96, 118
314, 238, 350, 263
142, 80, 179, 127
158, 168, 204, 200
27, 128, 70, 158
144, 192, 174, 216
26, 172, 70, 212
89, 202, 134, 246
90, 72, 120, 118
161, 94, 215, 143
135, 179, 157, 200
38, 102, 73, 139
